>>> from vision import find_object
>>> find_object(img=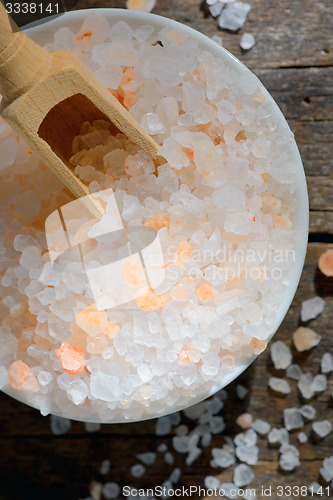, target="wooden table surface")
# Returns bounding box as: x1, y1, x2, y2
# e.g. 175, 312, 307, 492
1, 1, 332, 499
